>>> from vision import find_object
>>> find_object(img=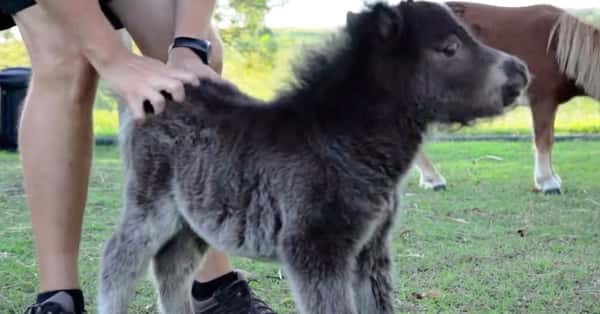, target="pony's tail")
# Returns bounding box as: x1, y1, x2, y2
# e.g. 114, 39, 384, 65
549, 12, 600, 99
